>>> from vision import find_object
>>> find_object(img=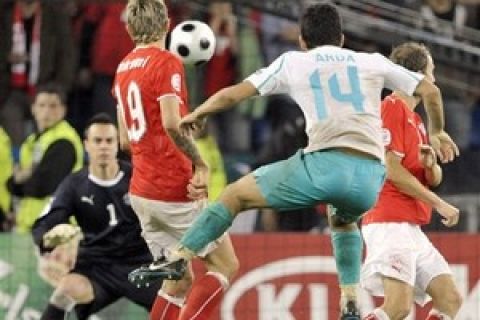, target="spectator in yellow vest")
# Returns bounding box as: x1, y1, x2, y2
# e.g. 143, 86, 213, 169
7, 84, 84, 233
194, 126, 227, 202
0, 127, 13, 231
